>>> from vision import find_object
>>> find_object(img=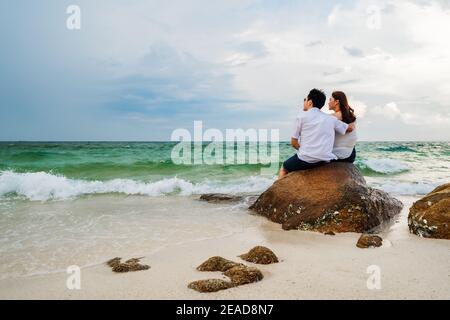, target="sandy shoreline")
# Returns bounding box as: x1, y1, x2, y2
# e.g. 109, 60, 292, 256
1, 199, 449, 299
